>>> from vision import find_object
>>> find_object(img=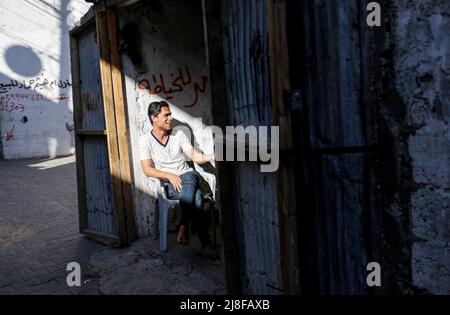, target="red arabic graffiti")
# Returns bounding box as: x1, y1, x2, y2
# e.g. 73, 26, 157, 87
136, 66, 208, 108
6, 125, 15, 141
